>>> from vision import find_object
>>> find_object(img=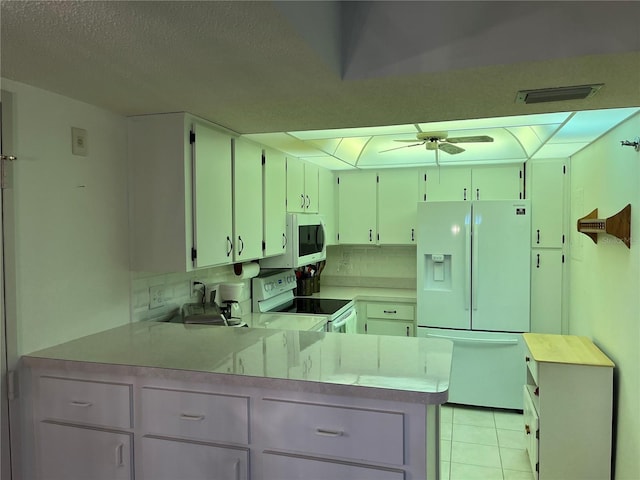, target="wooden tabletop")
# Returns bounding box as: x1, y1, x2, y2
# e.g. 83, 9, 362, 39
523, 333, 614, 367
